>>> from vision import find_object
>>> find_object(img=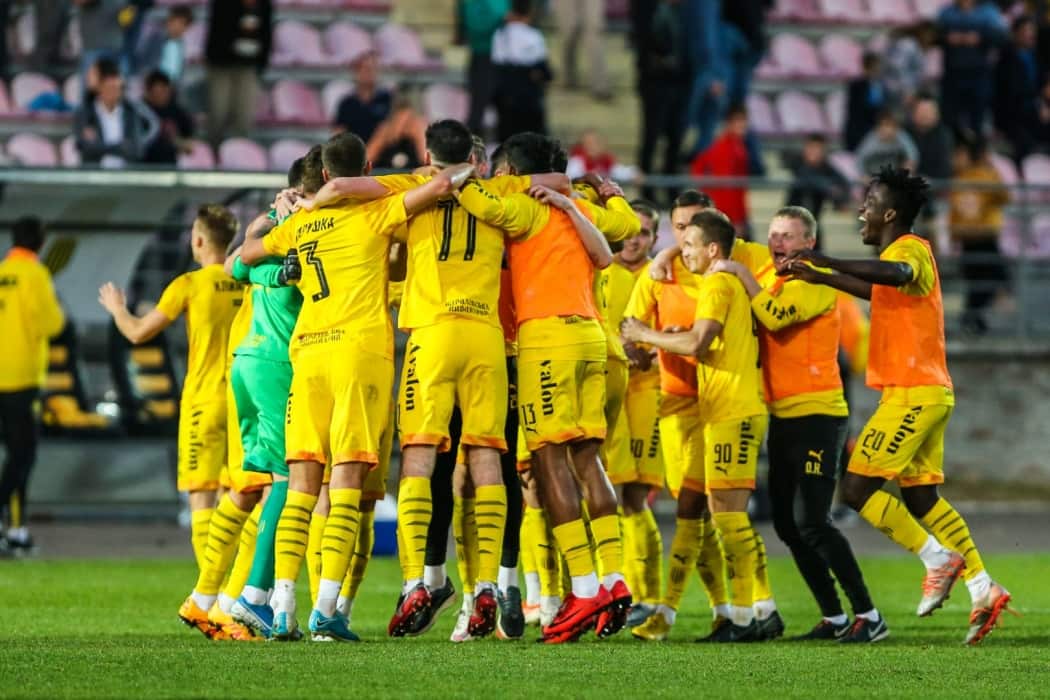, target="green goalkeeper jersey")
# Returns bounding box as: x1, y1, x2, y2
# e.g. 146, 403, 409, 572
231, 256, 303, 363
